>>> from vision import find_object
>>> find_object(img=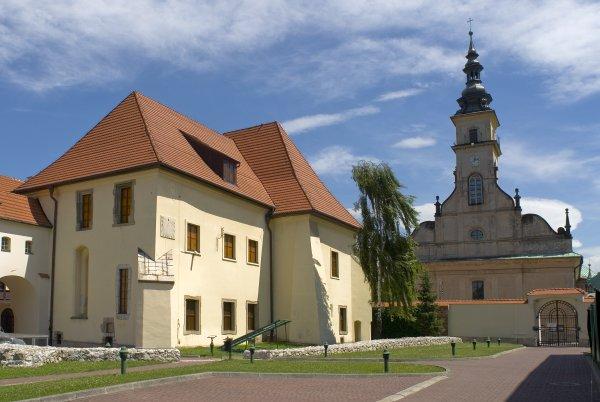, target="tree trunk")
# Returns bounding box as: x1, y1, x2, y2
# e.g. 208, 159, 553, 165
375, 260, 383, 339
